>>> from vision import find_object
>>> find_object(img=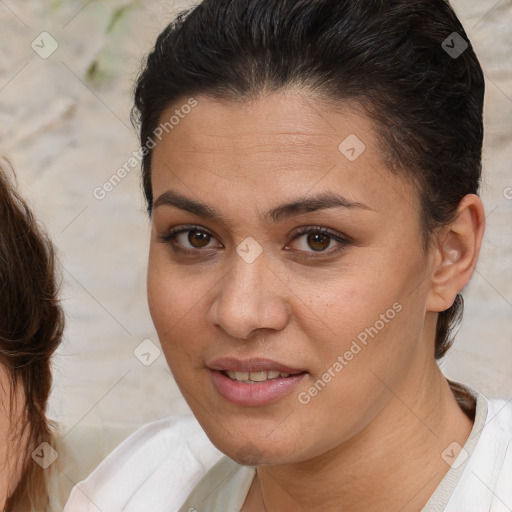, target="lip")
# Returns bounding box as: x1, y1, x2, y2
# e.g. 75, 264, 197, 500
208, 357, 306, 374
208, 357, 308, 407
